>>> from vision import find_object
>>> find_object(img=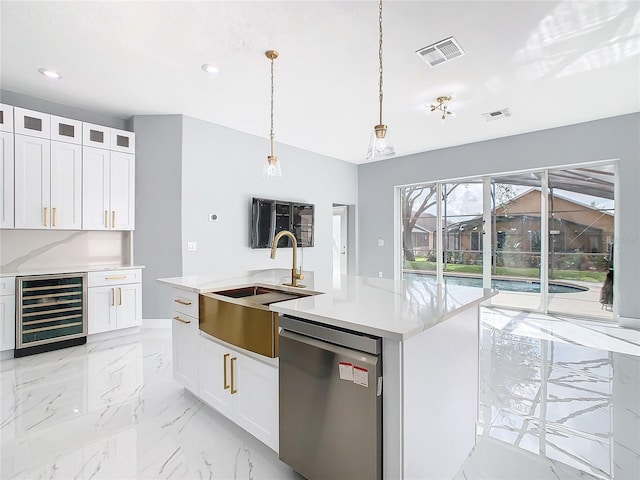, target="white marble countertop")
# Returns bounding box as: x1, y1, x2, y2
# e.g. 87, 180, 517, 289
0, 264, 145, 277
157, 269, 494, 340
